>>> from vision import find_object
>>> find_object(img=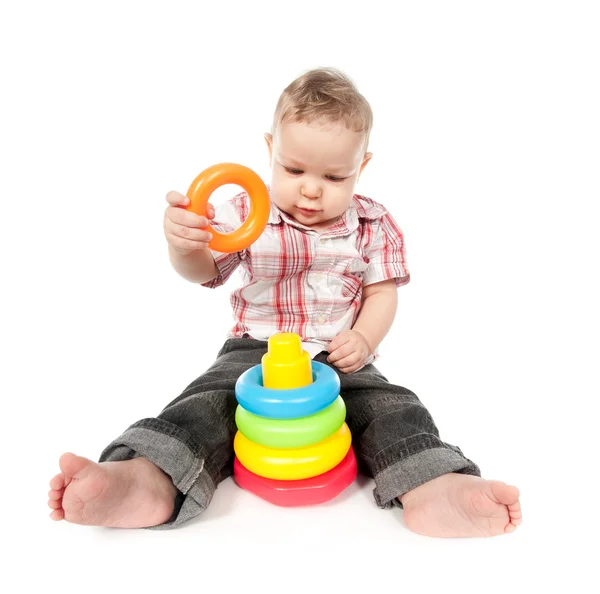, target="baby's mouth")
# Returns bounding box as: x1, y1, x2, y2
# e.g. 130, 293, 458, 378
296, 207, 320, 216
